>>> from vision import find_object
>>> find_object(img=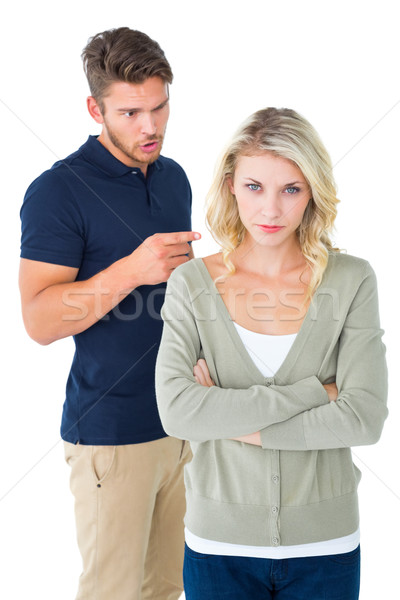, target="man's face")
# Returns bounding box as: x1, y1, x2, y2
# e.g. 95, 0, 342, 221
89, 77, 170, 175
